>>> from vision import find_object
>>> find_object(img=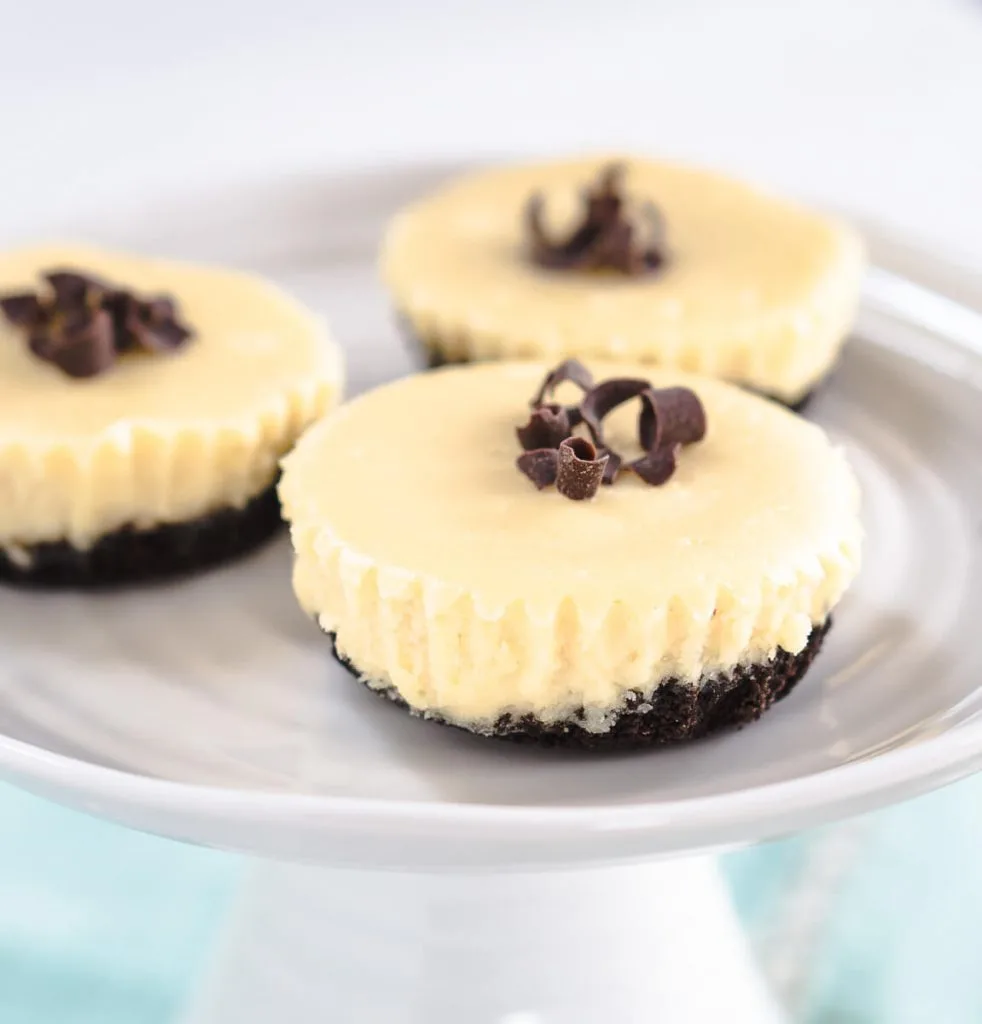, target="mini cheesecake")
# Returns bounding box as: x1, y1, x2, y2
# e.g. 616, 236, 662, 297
0, 245, 343, 586
381, 156, 866, 408
280, 360, 862, 749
